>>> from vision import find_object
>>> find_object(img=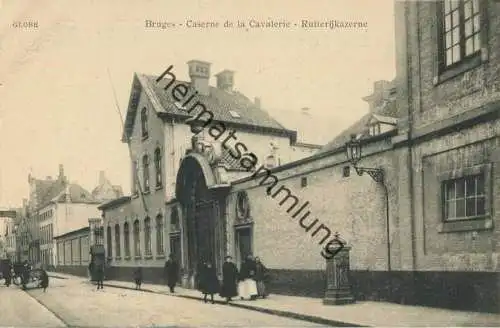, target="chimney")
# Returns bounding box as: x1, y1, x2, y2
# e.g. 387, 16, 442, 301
98, 171, 106, 185
254, 97, 261, 109
215, 70, 235, 92
46, 176, 52, 180
187, 60, 211, 96
58, 164, 66, 182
